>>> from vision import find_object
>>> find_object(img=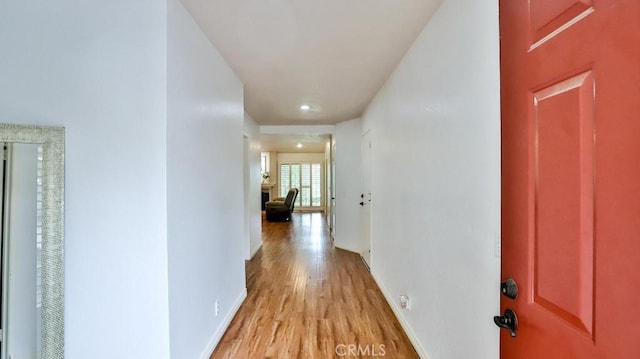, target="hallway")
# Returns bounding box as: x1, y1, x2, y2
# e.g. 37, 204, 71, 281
211, 212, 418, 358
